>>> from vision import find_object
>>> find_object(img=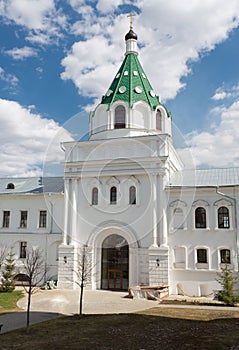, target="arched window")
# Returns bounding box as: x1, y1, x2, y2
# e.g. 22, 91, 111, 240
110, 186, 117, 205
197, 248, 207, 263
218, 206, 230, 228
114, 105, 126, 129
195, 207, 206, 228
129, 186, 136, 205
92, 187, 98, 205
220, 249, 231, 264
156, 110, 162, 130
